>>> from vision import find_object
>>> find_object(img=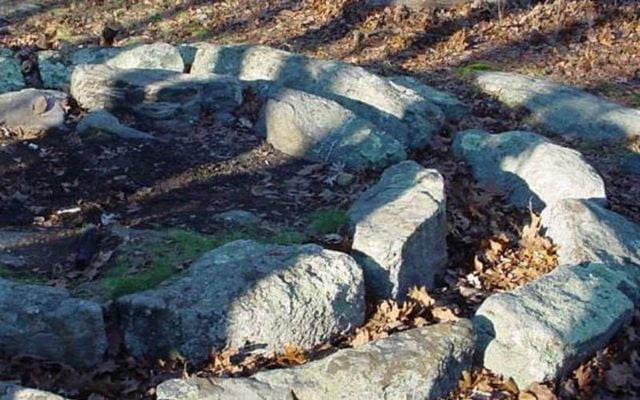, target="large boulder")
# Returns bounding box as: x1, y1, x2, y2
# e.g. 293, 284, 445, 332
0, 278, 107, 368
0, 89, 67, 133
452, 129, 606, 210
0, 48, 25, 94
474, 71, 640, 143
541, 199, 640, 266
260, 88, 406, 169
116, 240, 365, 362
385, 75, 470, 123
348, 161, 447, 300
71, 64, 242, 129
38, 42, 184, 89
156, 320, 475, 400
191, 44, 445, 149
474, 262, 640, 389
0, 382, 67, 400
